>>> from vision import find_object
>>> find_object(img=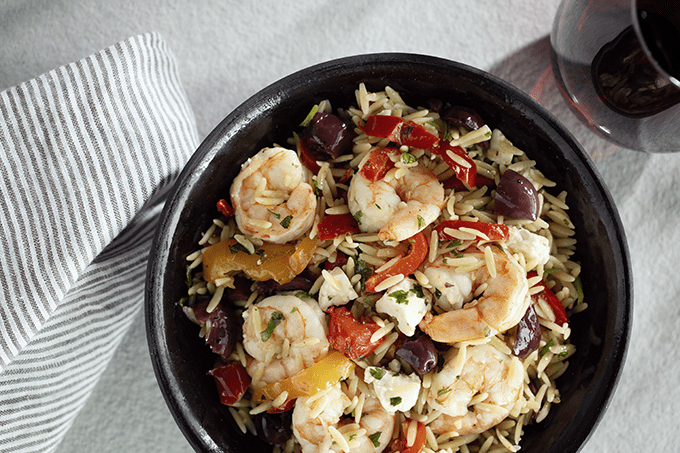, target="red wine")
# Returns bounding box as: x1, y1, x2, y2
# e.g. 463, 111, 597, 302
550, 0, 680, 153
637, 8, 680, 79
